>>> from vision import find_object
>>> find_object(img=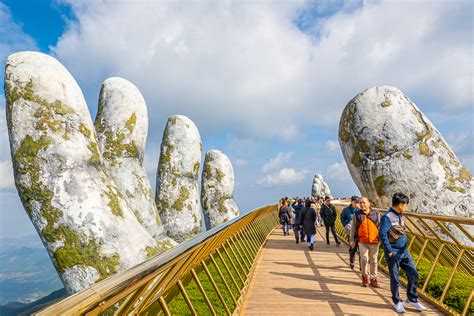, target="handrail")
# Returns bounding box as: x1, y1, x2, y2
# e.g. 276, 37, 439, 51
36, 204, 279, 315
333, 203, 473, 316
